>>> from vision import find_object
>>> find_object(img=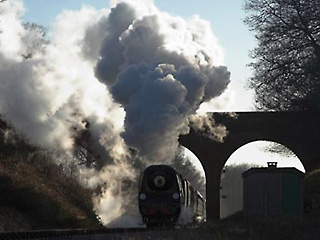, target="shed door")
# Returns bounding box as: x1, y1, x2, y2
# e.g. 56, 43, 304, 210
282, 174, 301, 217
264, 173, 281, 216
